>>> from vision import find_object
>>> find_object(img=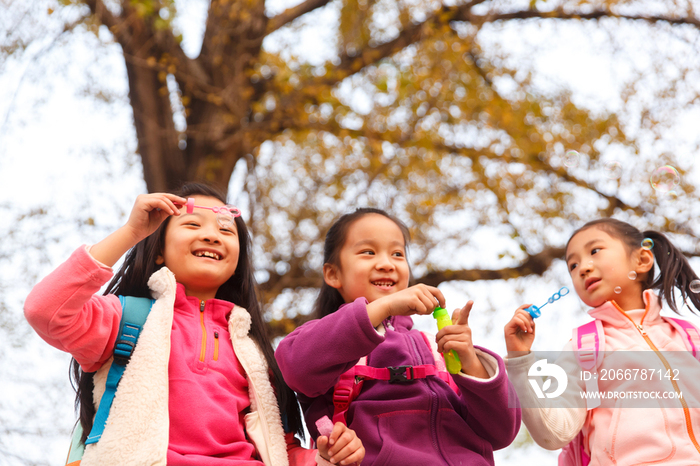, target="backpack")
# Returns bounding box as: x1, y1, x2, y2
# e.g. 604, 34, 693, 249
558, 316, 700, 466
332, 330, 460, 425
65, 296, 155, 466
